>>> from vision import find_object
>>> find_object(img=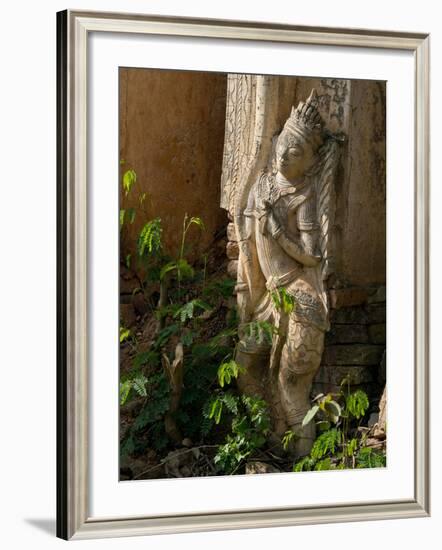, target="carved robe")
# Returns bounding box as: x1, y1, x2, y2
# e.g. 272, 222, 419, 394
236, 171, 327, 438
240, 172, 327, 334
